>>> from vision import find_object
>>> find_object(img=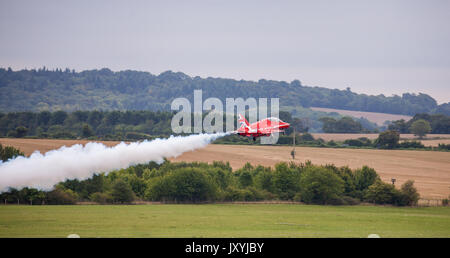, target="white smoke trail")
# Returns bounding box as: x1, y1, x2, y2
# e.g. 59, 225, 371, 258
0, 132, 229, 192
